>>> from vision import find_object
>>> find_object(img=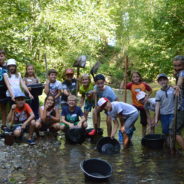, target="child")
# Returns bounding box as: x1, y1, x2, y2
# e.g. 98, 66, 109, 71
136, 91, 156, 133
35, 95, 62, 132
7, 93, 36, 145
44, 69, 62, 108
97, 97, 138, 148
91, 74, 118, 136
155, 74, 175, 135
5, 59, 33, 101
61, 68, 77, 107
24, 64, 40, 119
79, 74, 95, 120
0, 50, 14, 129
61, 95, 86, 129
120, 72, 152, 136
